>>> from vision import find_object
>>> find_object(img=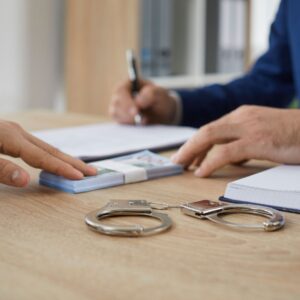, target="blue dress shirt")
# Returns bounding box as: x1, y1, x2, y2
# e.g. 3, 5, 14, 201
177, 0, 300, 128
